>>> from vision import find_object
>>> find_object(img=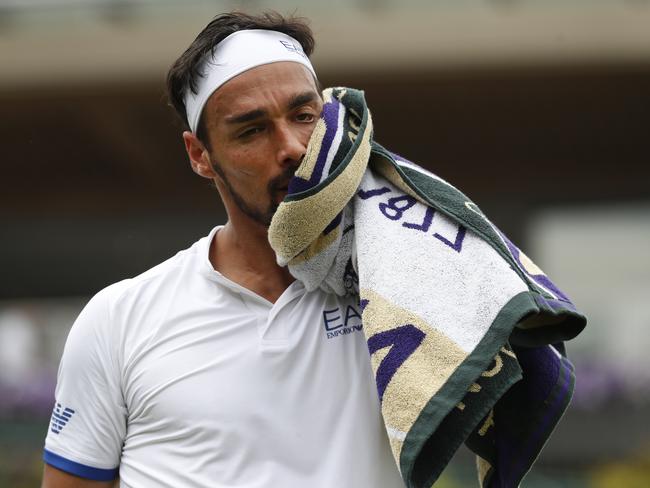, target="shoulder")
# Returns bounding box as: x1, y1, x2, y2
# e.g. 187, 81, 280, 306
98, 229, 215, 308
70, 228, 217, 338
